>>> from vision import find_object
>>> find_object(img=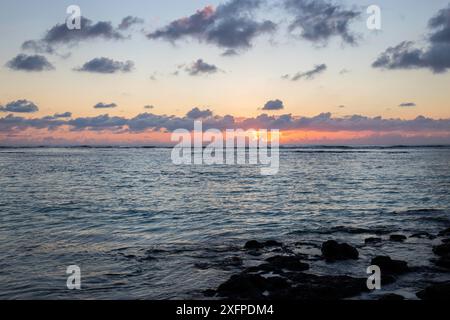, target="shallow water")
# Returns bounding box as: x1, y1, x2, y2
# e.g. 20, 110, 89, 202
0, 146, 449, 299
